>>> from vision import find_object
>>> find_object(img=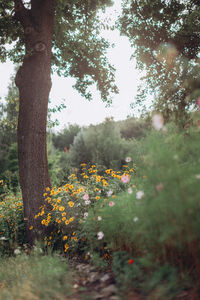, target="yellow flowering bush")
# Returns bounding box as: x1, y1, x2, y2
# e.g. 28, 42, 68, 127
0, 180, 25, 254
31, 163, 134, 254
